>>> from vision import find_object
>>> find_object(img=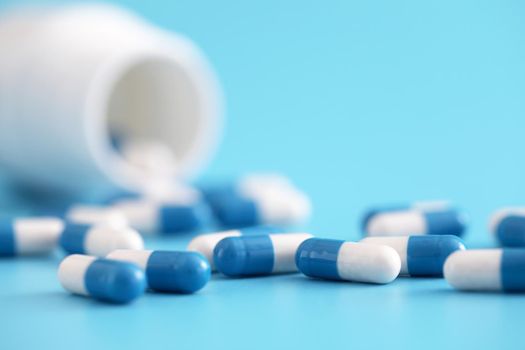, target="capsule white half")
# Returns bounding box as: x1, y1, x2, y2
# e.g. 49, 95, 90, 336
296, 239, 401, 284
59, 224, 144, 257
187, 230, 241, 269
213, 233, 314, 276
445, 249, 525, 292
0, 217, 64, 256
